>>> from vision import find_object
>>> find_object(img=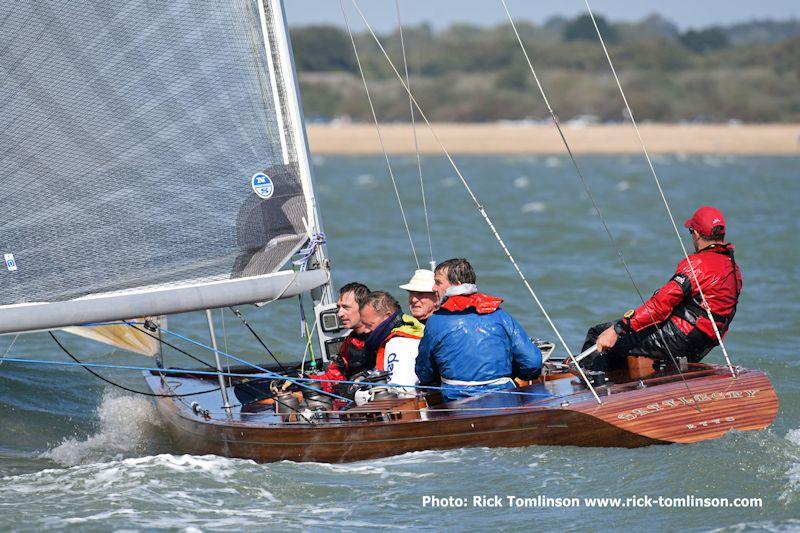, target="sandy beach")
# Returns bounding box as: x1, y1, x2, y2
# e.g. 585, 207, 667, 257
306, 123, 800, 155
